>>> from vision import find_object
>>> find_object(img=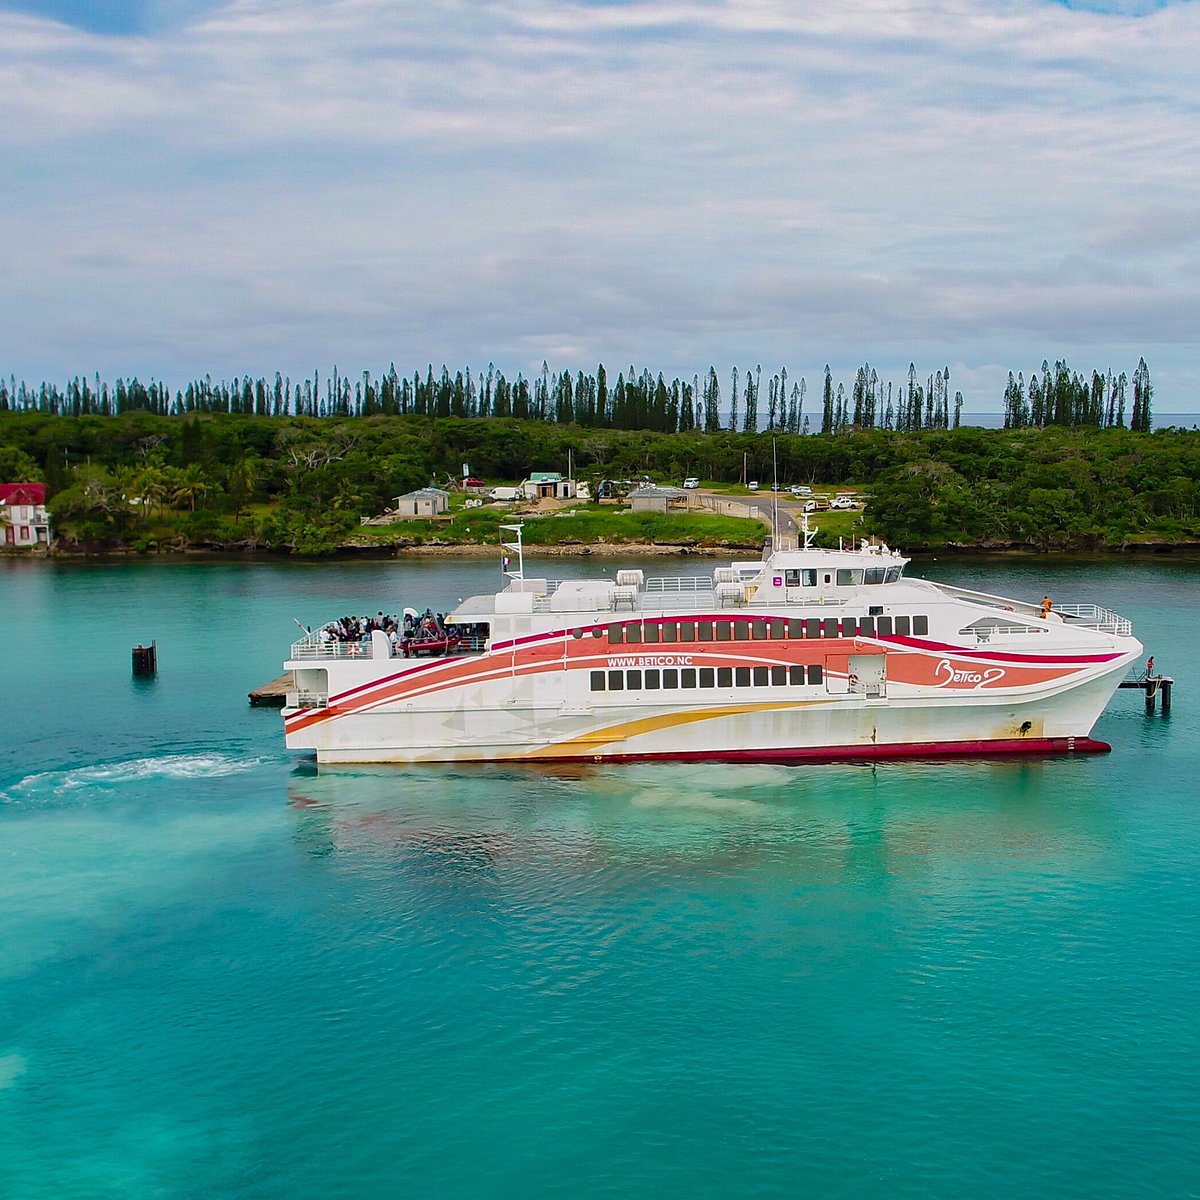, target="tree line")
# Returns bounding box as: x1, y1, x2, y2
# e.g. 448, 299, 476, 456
0, 356, 1152, 433
0, 409, 1194, 554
